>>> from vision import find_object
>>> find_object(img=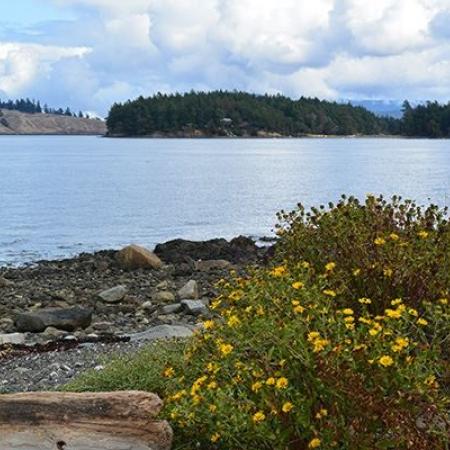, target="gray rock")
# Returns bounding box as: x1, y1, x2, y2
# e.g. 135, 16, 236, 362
0, 333, 25, 345
127, 324, 194, 342
91, 321, 114, 332
98, 285, 127, 303
181, 300, 208, 316
160, 303, 182, 315
194, 259, 232, 271
177, 280, 198, 299
0, 318, 14, 333
15, 307, 92, 333
141, 301, 154, 311
153, 291, 176, 303
0, 276, 14, 288
156, 280, 169, 291
42, 327, 67, 339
